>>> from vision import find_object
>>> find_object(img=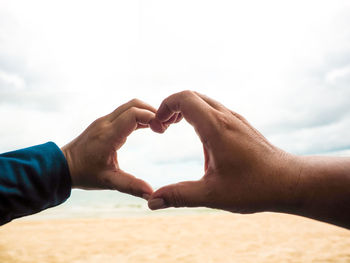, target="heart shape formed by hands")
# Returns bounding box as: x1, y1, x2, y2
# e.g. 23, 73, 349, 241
63, 91, 300, 215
